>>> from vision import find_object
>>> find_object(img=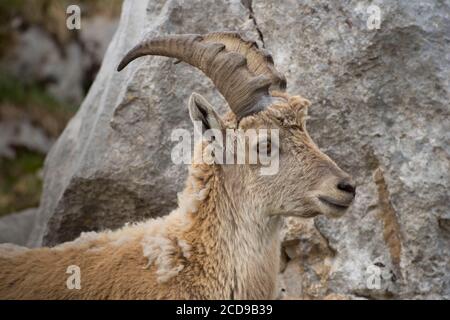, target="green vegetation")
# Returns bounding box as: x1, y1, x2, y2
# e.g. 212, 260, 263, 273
0, 72, 76, 136
0, 72, 73, 111
0, 148, 44, 217
0, 73, 76, 216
